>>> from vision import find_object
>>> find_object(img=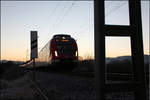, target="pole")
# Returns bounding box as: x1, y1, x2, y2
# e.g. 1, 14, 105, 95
33, 58, 36, 81
129, 0, 147, 99
94, 0, 105, 100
